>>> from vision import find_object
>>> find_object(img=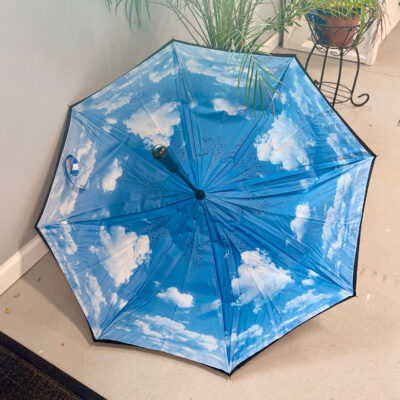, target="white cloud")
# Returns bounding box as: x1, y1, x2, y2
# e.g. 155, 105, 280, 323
210, 299, 221, 310
200, 299, 222, 314
103, 158, 123, 192
231, 324, 263, 347
308, 270, 318, 278
106, 118, 117, 125
59, 221, 77, 255
212, 98, 245, 116
92, 94, 131, 115
335, 260, 342, 276
254, 111, 315, 170
288, 61, 328, 117
327, 128, 359, 161
290, 76, 311, 116
328, 226, 345, 259
185, 59, 244, 87
327, 132, 355, 161
149, 65, 177, 83
230, 324, 264, 363
322, 173, 352, 259
59, 139, 97, 216
115, 326, 131, 333
300, 178, 311, 189
327, 133, 343, 159
134, 320, 163, 338
283, 289, 329, 313
84, 272, 106, 320
157, 287, 194, 308
138, 314, 219, 351
290, 203, 310, 241
279, 92, 287, 104
119, 299, 128, 310
124, 101, 180, 147
231, 249, 293, 313
301, 278, 314, 286
94, 226, 151, 286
